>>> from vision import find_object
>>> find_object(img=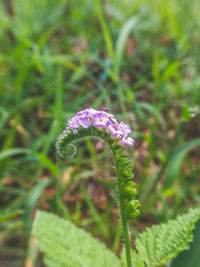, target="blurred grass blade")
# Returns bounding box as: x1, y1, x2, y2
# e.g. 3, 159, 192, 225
54, 69, 63, 135
96, 0, 114, 60
115, 16, 138, 75
40, 54, 77, 70
0, 210, 23, 223
163, 61, 180, 81
25, 235, 38, 267
170, 138, 200, 159
164, 138, 200, 189
137, 102, 166, 127
24, 180, 50, 221
41, 120, 59, 155
0, 148, 31, 161
35, 153, 60, 177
